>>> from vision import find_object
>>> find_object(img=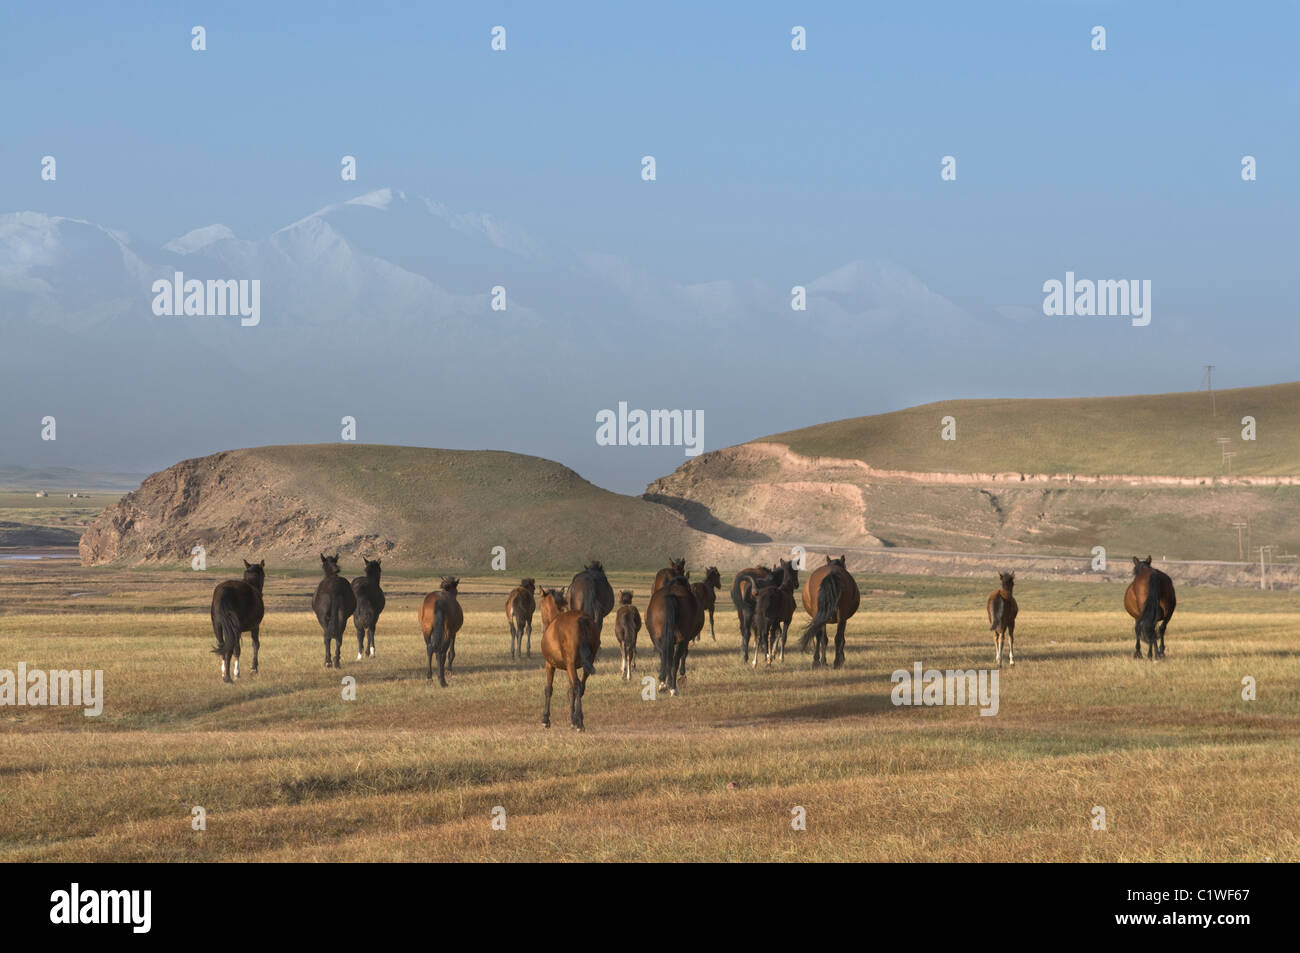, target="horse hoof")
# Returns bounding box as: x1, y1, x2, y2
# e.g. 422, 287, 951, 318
542, 721, 550, 729
356, 653, 363, 661
368, 648, 375, 657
